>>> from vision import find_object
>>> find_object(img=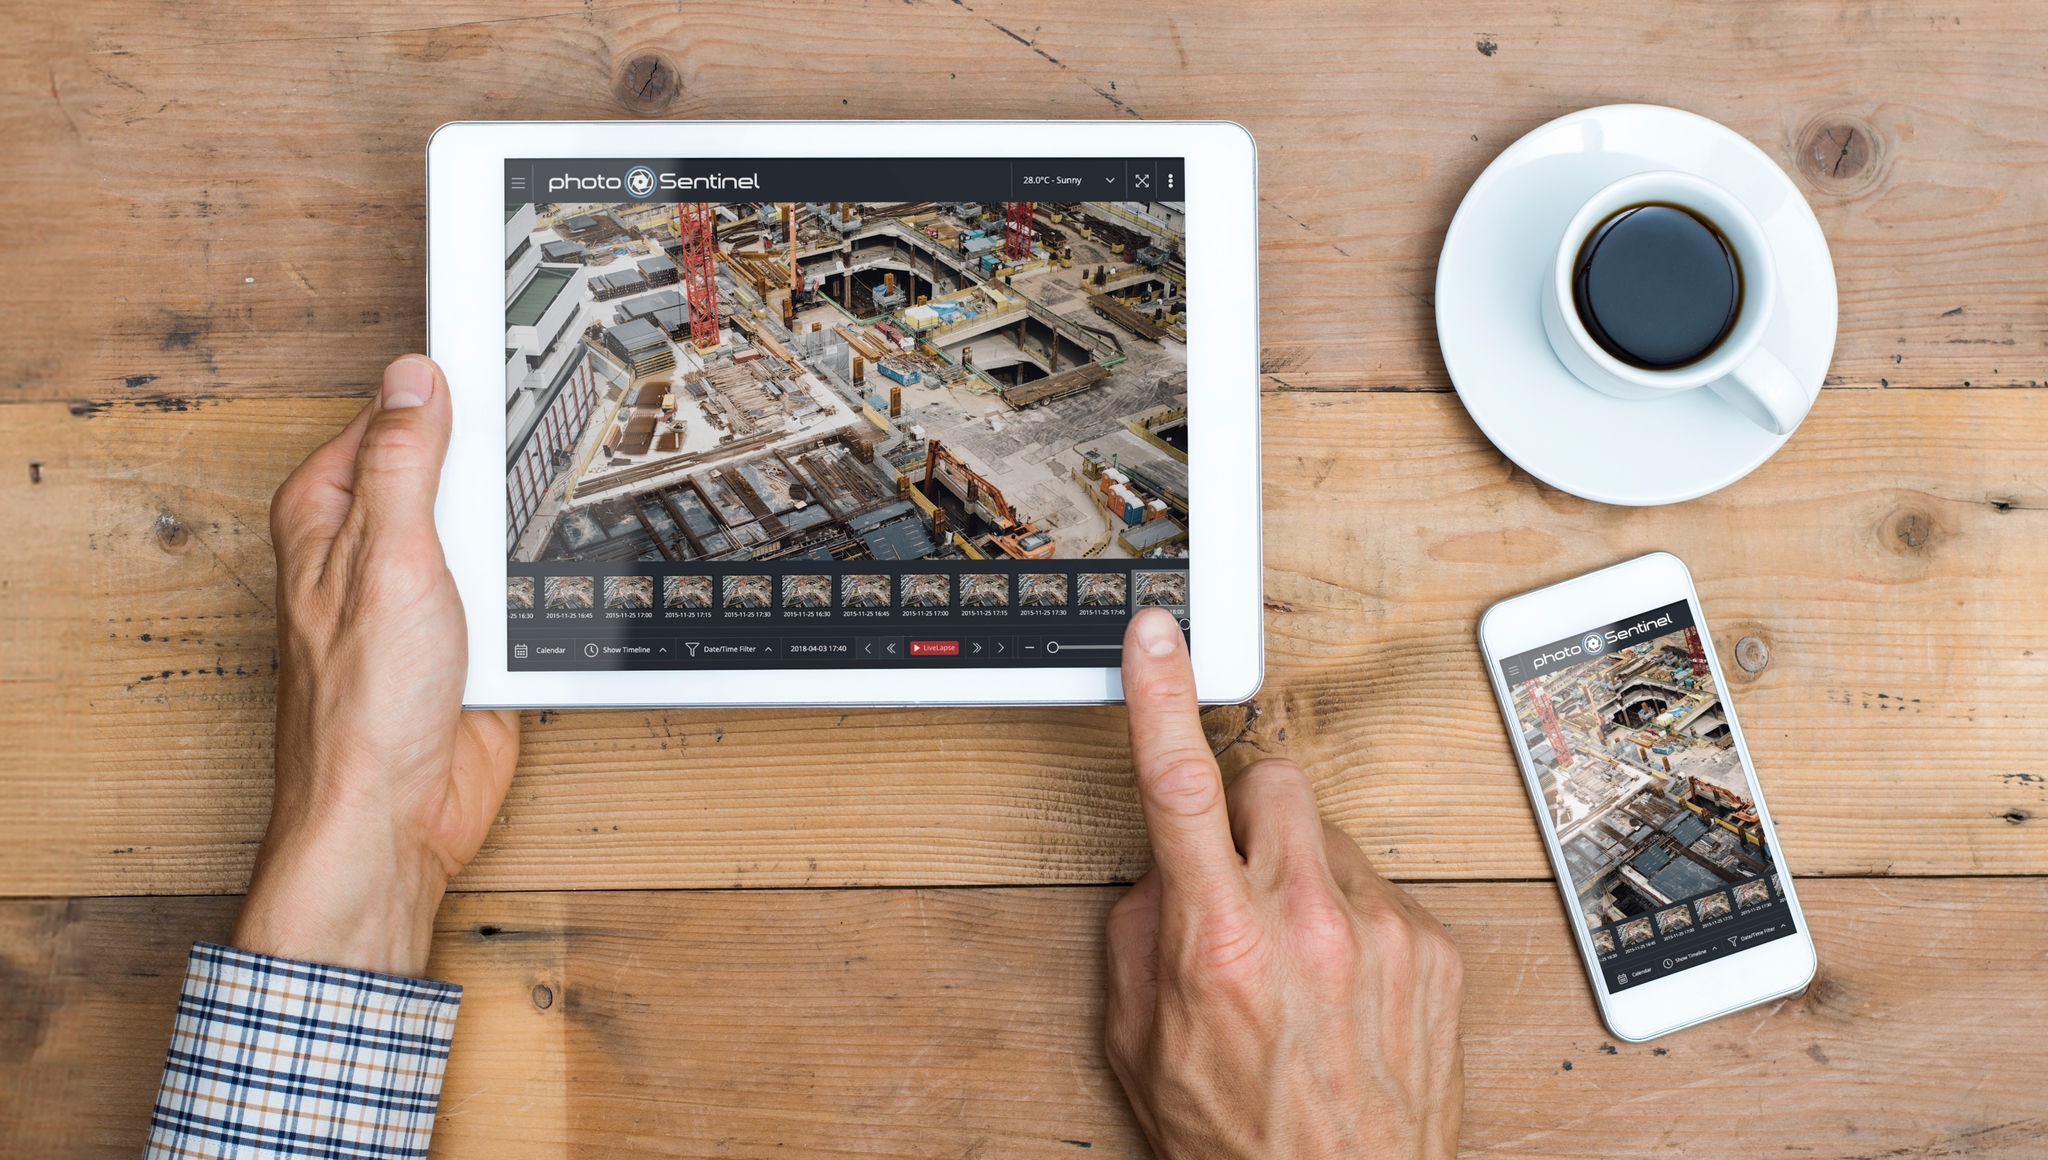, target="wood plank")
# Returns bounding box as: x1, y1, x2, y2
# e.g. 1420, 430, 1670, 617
1, 387, 2042, 895
4, 878, 2045, 1157
5, 1, 2047, 402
